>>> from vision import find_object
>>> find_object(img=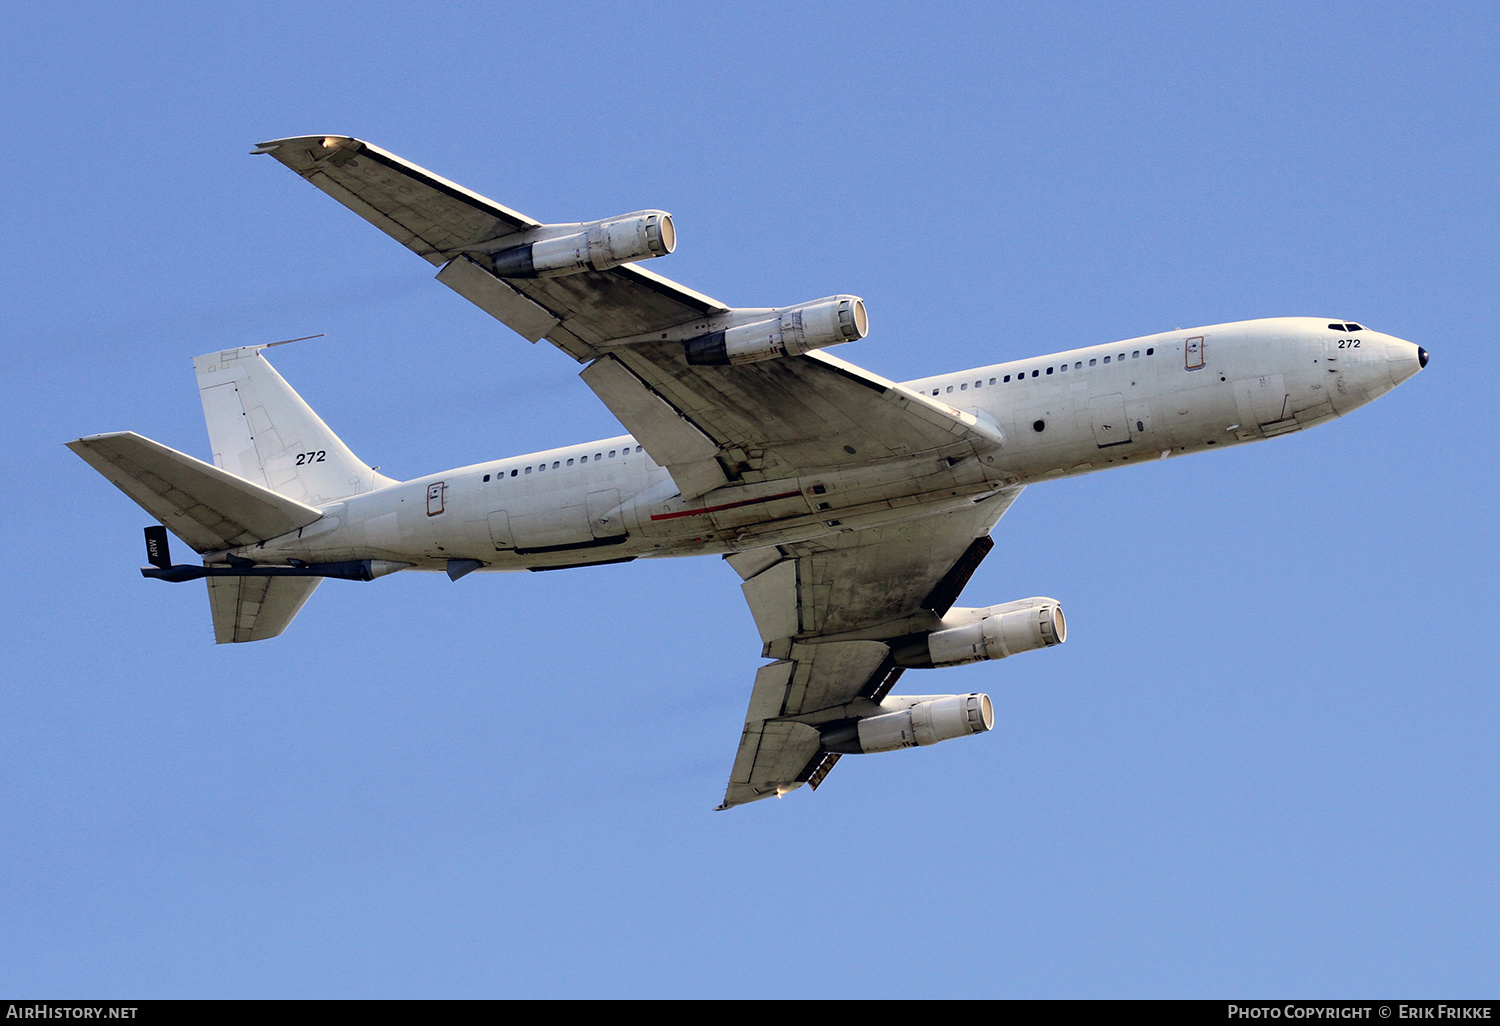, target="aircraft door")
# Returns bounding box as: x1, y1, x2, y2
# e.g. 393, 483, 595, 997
587, 489, 627, 539
1185, 336, 1206, 370
1089, 393, 1131, 447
